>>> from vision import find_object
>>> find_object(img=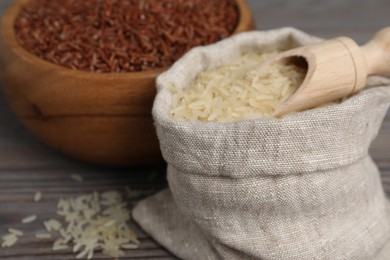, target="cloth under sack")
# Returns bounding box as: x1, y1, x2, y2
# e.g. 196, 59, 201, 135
133, 28, 390, 260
